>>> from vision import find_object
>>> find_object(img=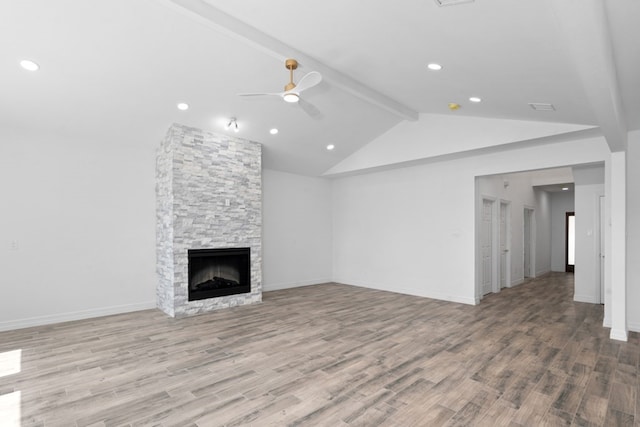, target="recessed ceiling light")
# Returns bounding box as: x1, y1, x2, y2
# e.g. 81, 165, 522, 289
562, 187, 569, 191
270, 128, 278, 135
326, 144, 335, 151
20, 59, 39, 71
427, 63, 442, 71
469, 97, 482, 103
177, 102, 189, 111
